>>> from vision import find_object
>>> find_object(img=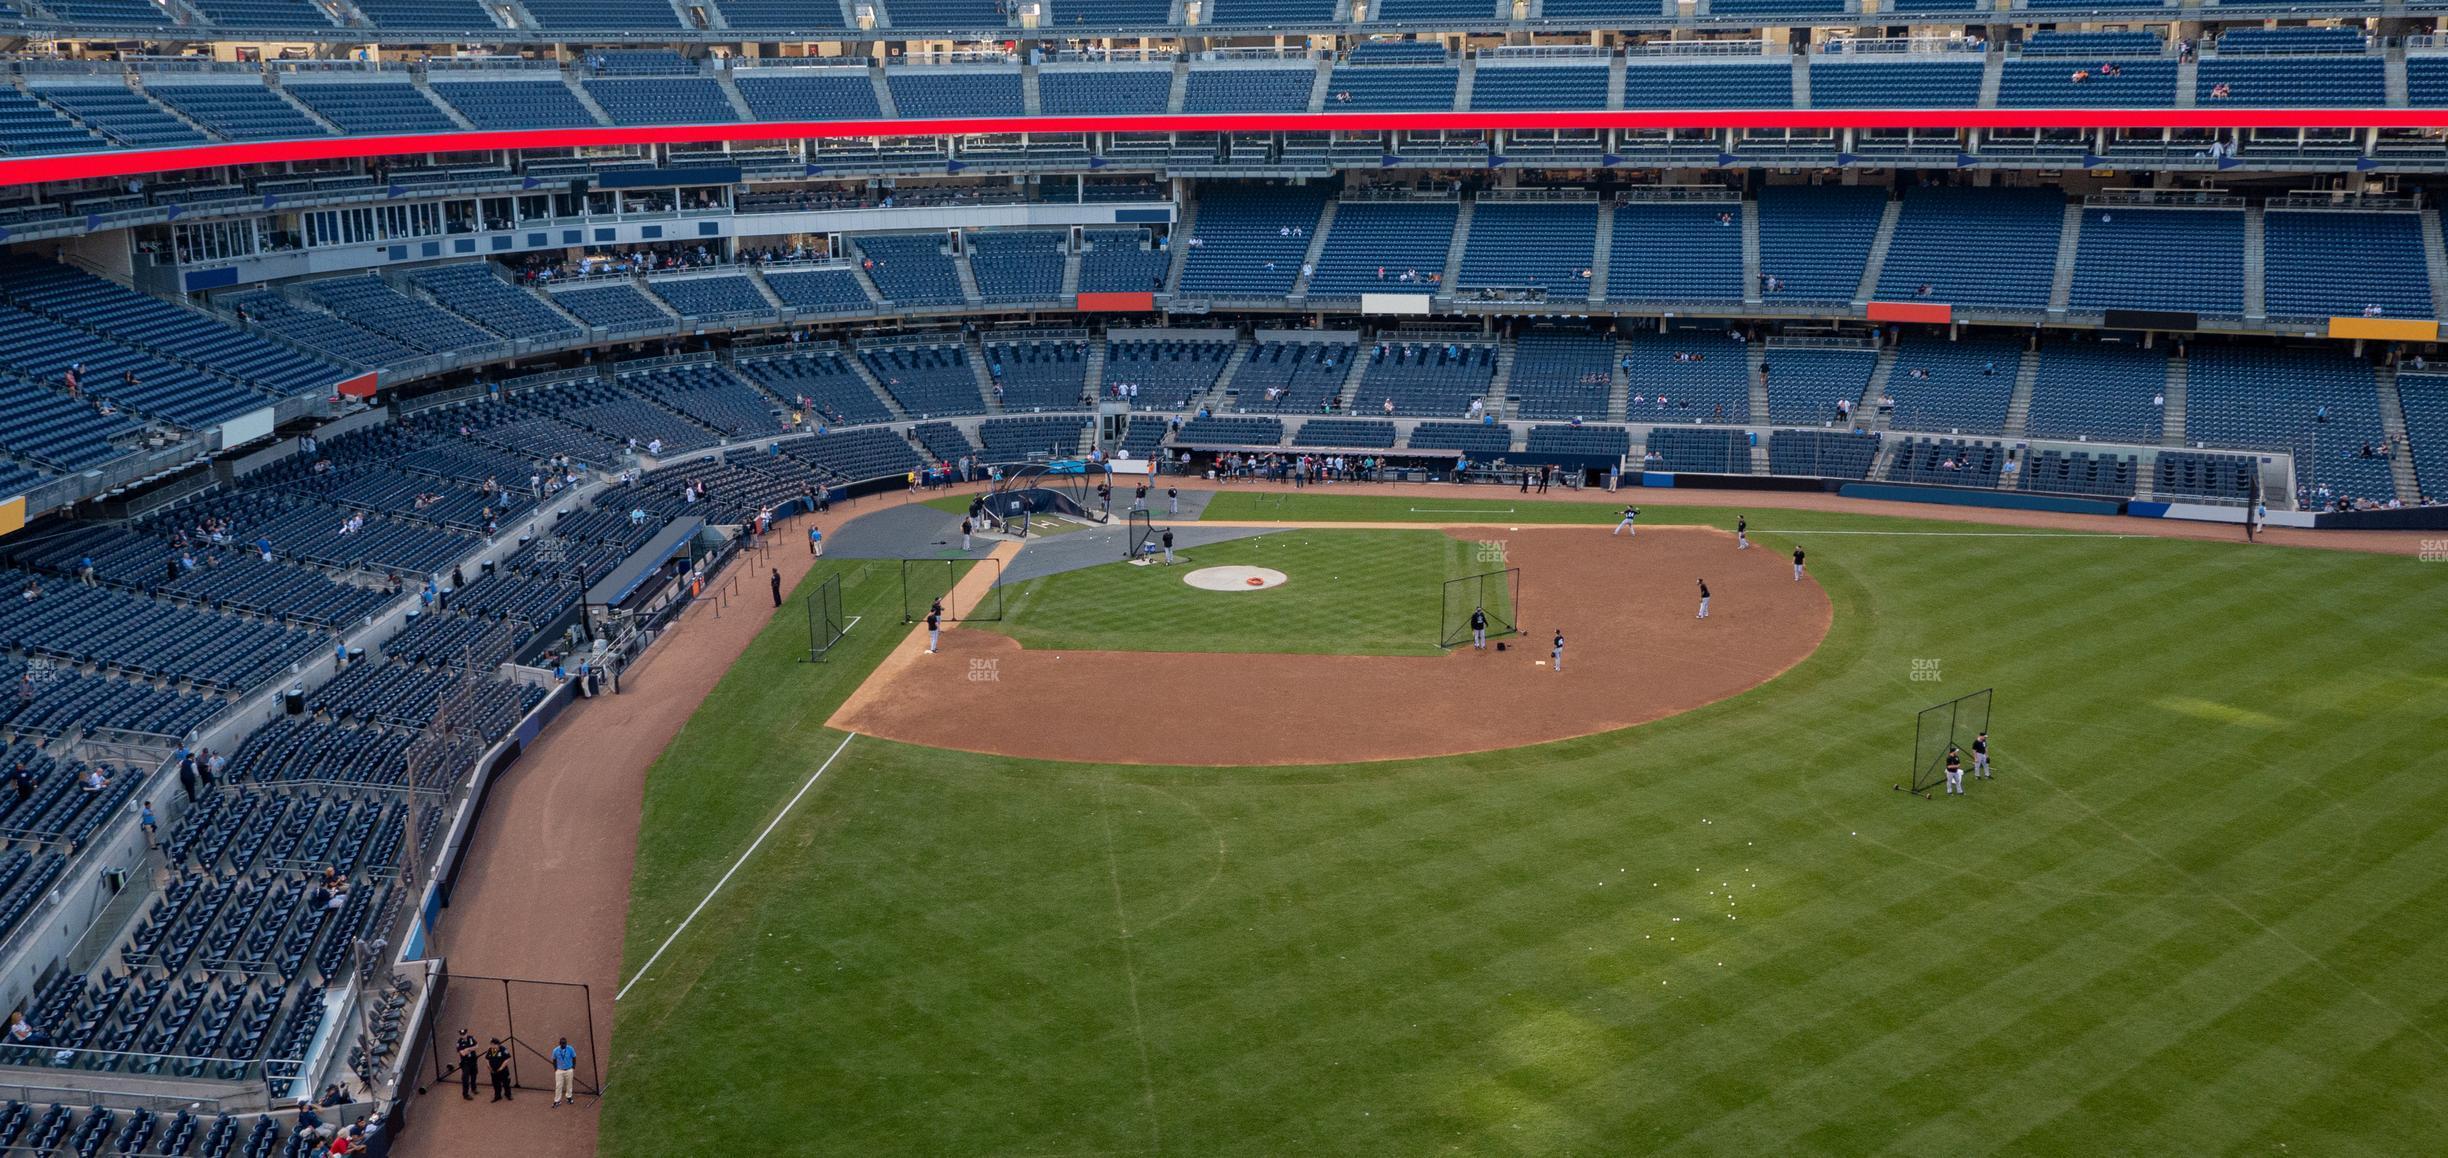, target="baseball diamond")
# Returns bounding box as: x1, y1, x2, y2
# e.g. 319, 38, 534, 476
5, 8, 2448, 1152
